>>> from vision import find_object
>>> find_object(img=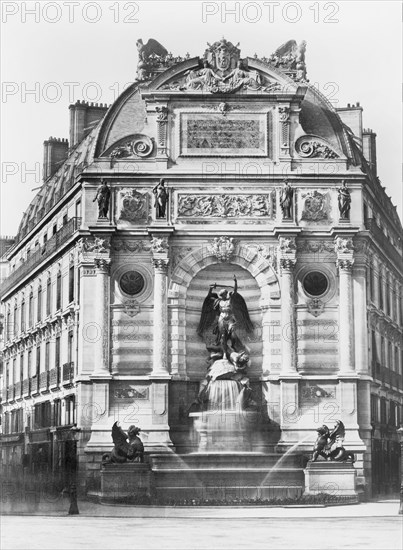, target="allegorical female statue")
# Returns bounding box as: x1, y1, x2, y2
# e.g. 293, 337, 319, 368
280, 179, 293, 219
153, 179, 168, 218
337, 180, 351, 220
93, 179, 111, 219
